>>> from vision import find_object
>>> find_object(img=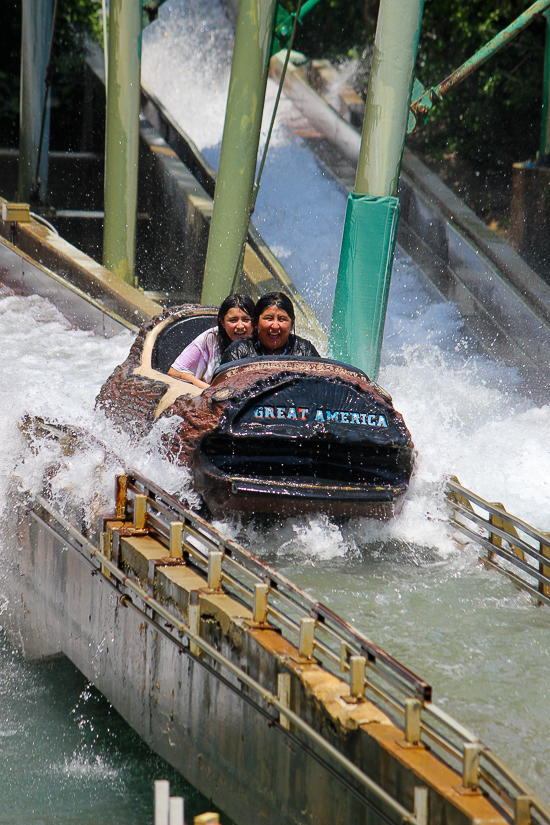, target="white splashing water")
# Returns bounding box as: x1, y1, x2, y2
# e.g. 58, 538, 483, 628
0, 0, 549, 812
140, 0, 550, 803
142, 0, 349, 329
